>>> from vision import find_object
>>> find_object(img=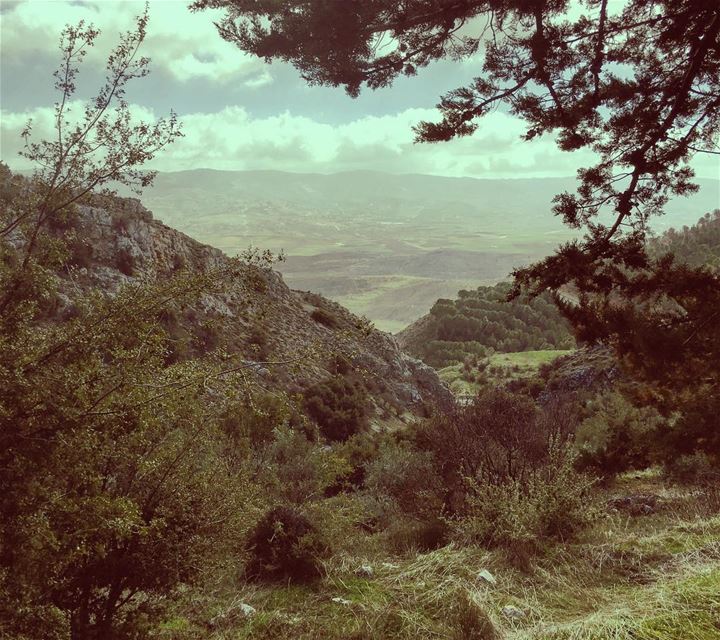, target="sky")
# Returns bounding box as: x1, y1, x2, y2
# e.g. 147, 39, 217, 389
1, 0, 719, 180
